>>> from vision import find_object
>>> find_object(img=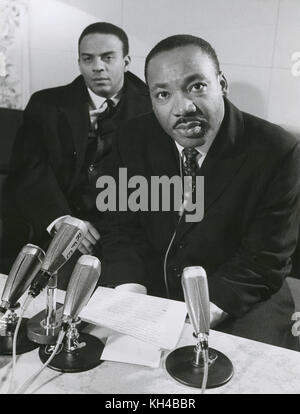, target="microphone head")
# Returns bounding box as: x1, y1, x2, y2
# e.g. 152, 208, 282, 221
182, 266, 210, 336
41, 217, 88, 275
1, 244, 45, 309
62, 255, 101, 322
